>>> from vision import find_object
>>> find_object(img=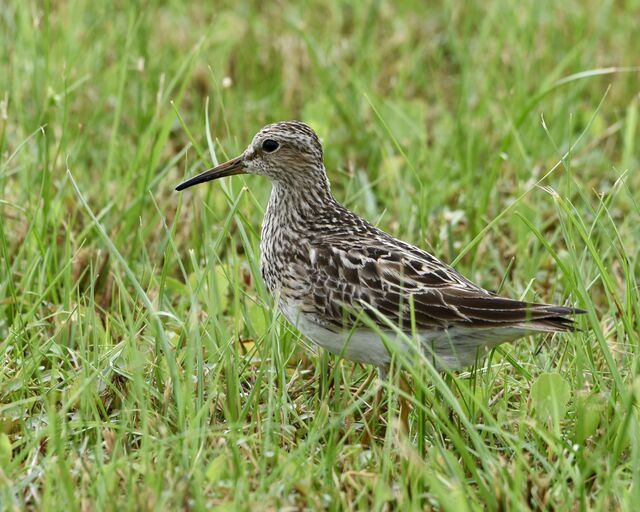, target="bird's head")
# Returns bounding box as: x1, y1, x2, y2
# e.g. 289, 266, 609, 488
175, 121, 329, 192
